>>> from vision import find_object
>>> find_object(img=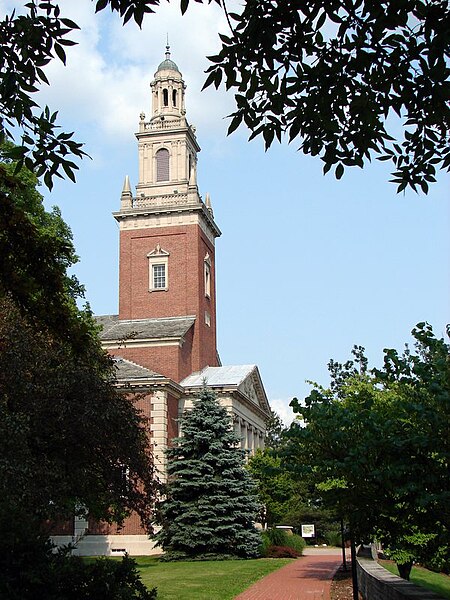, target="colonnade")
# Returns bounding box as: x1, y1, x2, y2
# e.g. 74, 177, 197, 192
234, 416, 264, 454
